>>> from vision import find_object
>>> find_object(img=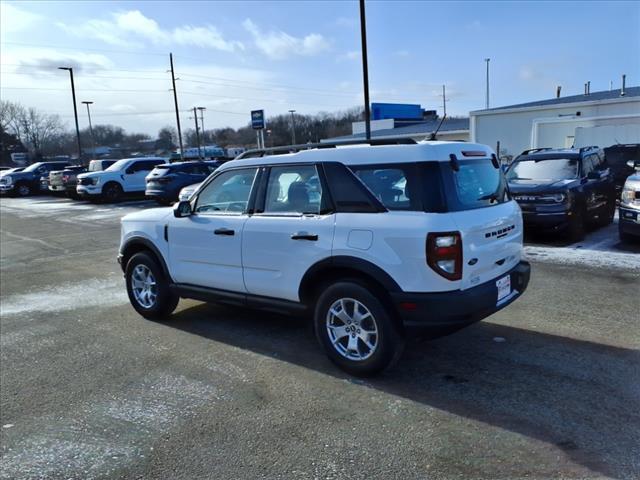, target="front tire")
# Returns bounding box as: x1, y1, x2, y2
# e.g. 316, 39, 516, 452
125, 252, 179, 320
102, 182, 123, 203
314, 281, 404, 377
14, 182, 31, 197
567, 209, 585, 242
